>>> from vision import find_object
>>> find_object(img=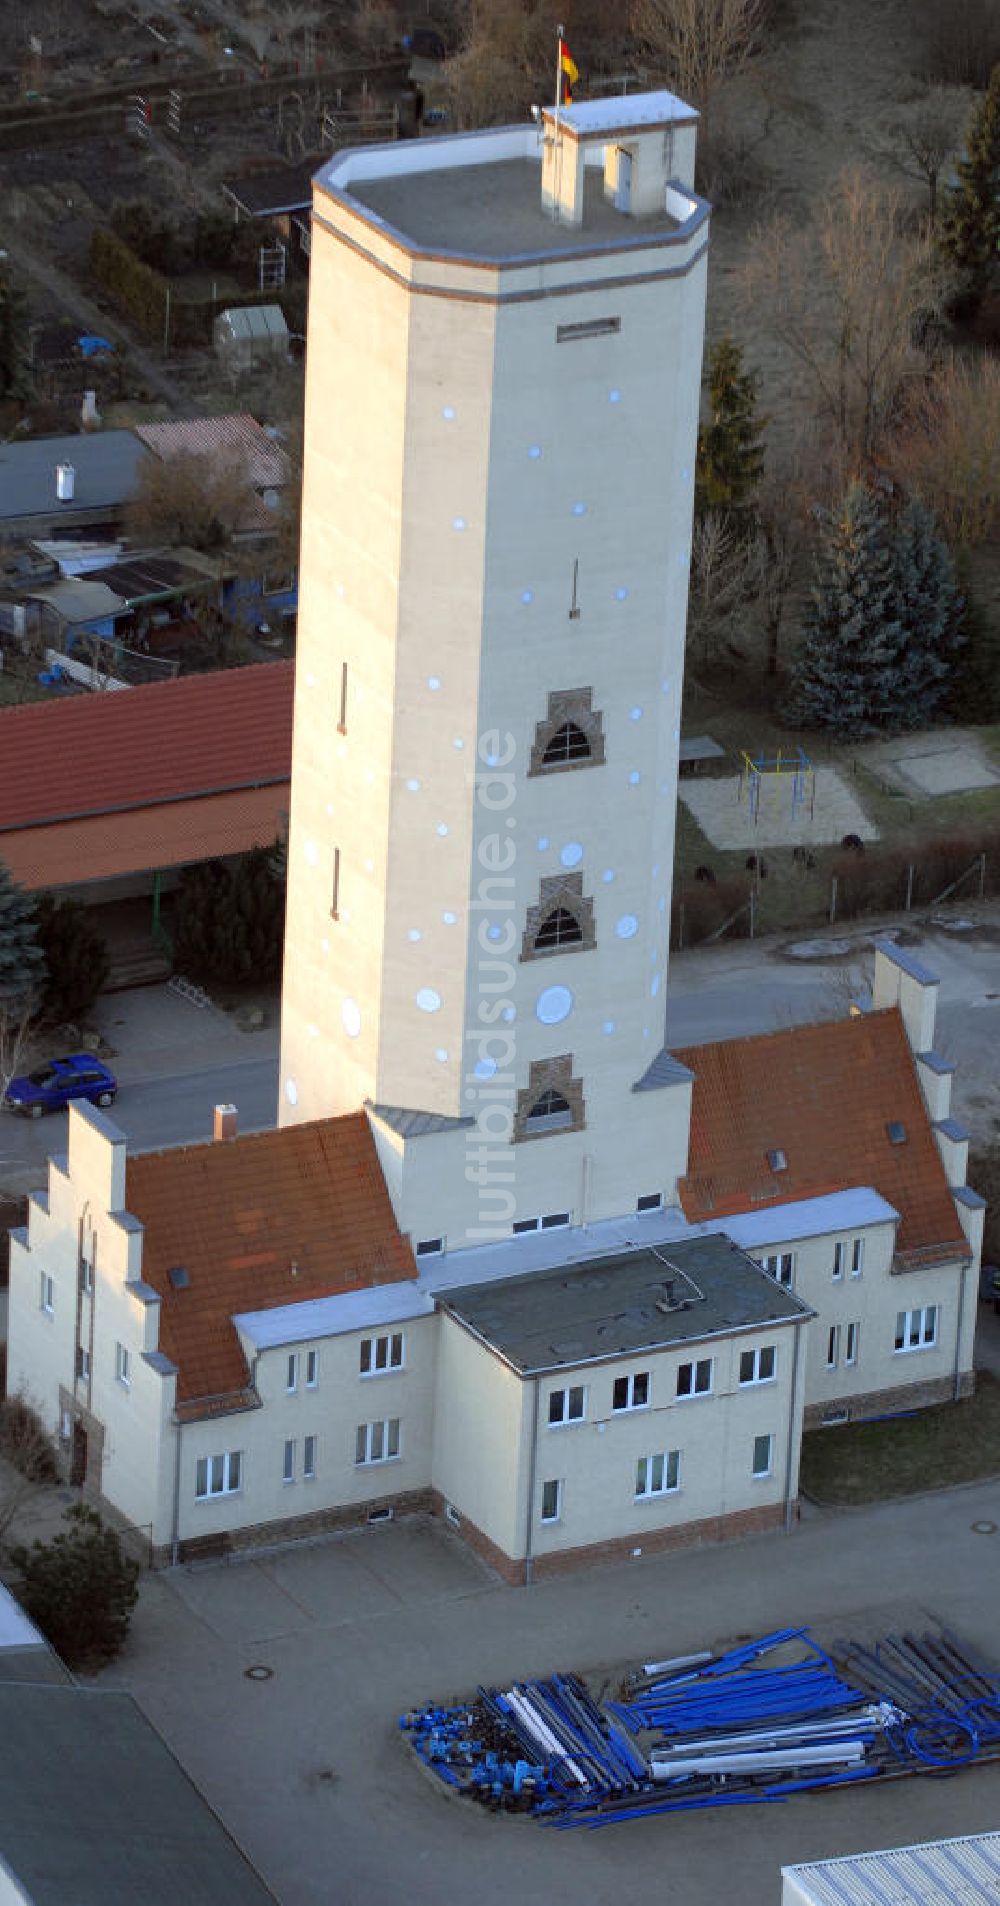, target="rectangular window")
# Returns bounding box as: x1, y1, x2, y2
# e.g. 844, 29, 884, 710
115, 1342, 130, 1387
283, 1438, 295, 1484
79, 1254, 93, 1295
635, 1450, 680, 1498
195, 1450, 242, 1498
826, 1325, 840, 1371
540, 1478, 562, 1522
306, 1349, 319, 1388
541, 1212, 571, 1229
40, 1272, 54, 1314
612, 1371, 650, 1412
752, 1433, 774, 1478
360, 1332, 404, 1376
556, 316, 621, 342
286, 1352, 299, 1393
331, 846, 341, 920
676, 1358, 713, 1399
76, 1346, 91, 1381
833, 1242, 845, 1280
355, 1418, 400, 1465
303, 1434, 316, 1480
759, 1252, 794, 1288
739, 1344, 777, 1386
850, 1238, 865, 1278
338, 661, 348, 734
637, 1193, 663, 1213
845, 1321, 860, 1367
415, 1238, 444, 1258
548, 1385, 585, 1427
895, 1306, 938, 1353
